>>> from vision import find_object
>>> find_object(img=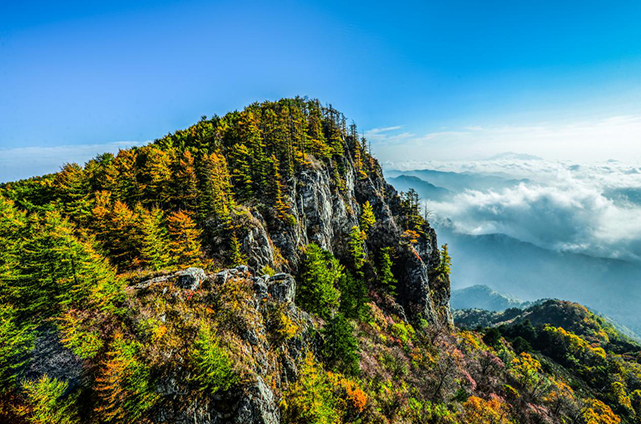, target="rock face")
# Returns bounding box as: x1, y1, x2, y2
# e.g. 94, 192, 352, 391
136, 266, 313, 424
217, 154, 452, 327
